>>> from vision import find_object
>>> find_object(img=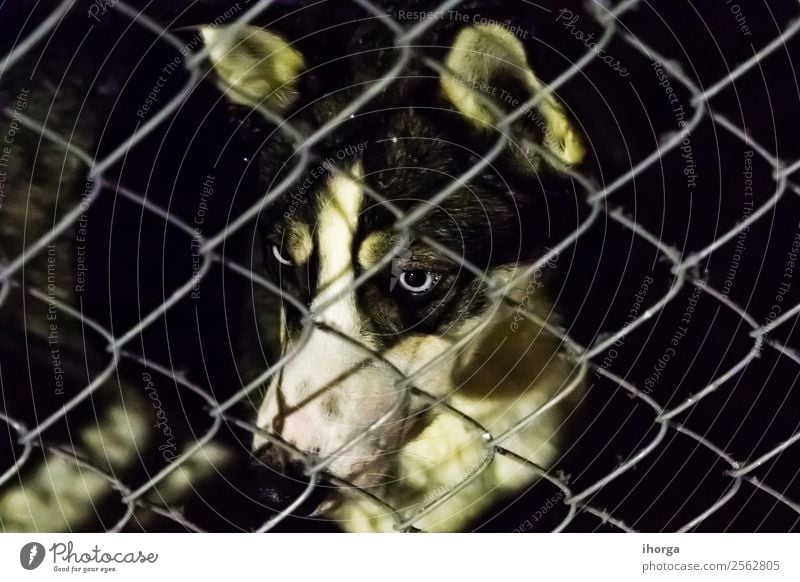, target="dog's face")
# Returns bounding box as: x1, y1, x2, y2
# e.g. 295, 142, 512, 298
203, 18, 584, 508
253, 117, 528, 487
